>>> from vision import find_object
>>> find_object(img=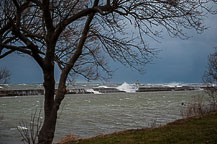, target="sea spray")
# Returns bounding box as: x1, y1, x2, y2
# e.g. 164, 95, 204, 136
86, 89, 101, 94
116, 82, 138, 93
164, 82, 183, 88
